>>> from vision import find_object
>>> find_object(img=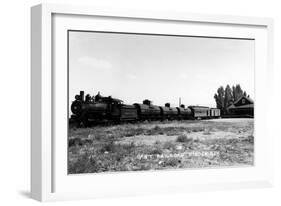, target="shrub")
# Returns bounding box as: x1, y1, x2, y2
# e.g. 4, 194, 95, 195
124, 130, 136, 137
203, 130, 212, 135
100, 141, 116, 153
123, 127, 146, 137
139, 164, 151, 171
122, 142, 136, 150
93, 133, 106, 140
68, 153, 99, 174
153, 125, 161, 130
135, 127, 145, 135
247, 135, 254, 143
149, 147, 163, 155
163, 141, 175, 150
192, 128, 204, 132
154, 140, 161, 145
164, 158, 180, 167
176, 134, 192, 143
68, 138, 83, 147
241, 135, 254, 143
